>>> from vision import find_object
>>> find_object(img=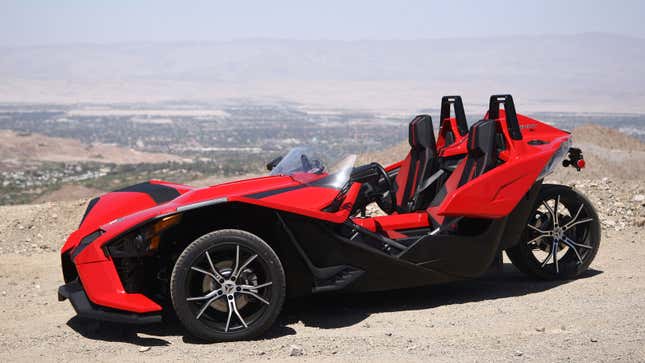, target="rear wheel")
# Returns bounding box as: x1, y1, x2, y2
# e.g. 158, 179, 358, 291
170, 229, 286, 341
506, 184, 600, 280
